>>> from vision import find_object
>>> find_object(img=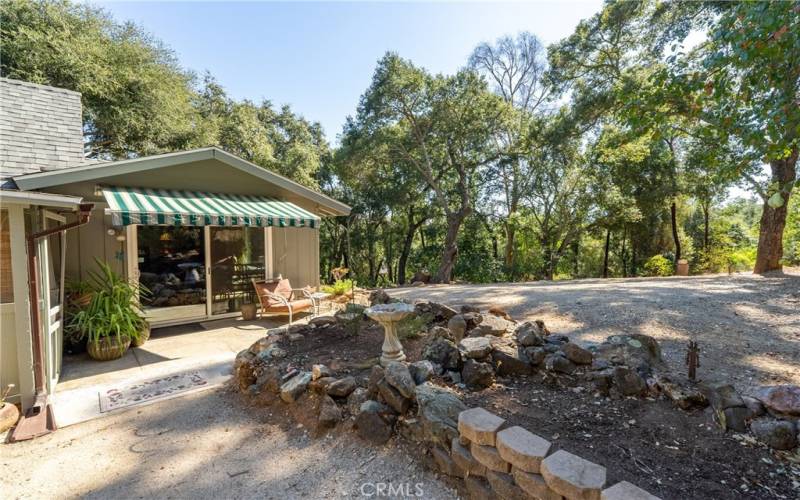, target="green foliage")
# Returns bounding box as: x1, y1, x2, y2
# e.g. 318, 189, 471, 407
322, 279, 355, 297
68, 260, 148, 344
642, 255, 672, 277
396, 312, 431, 340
